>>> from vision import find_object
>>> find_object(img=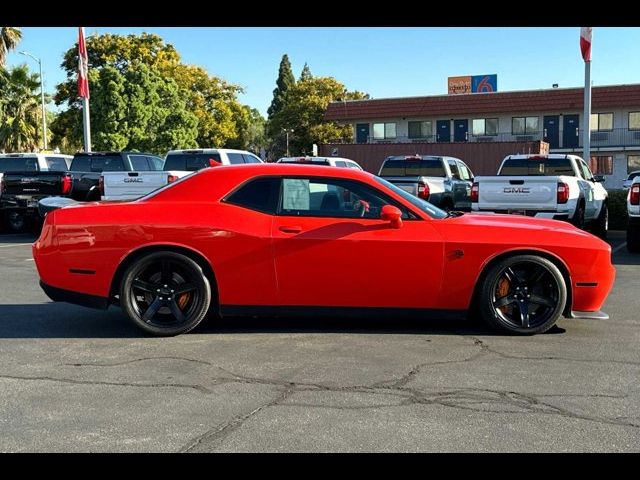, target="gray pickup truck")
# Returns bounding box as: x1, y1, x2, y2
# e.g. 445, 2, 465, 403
377, 155, 475, 211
